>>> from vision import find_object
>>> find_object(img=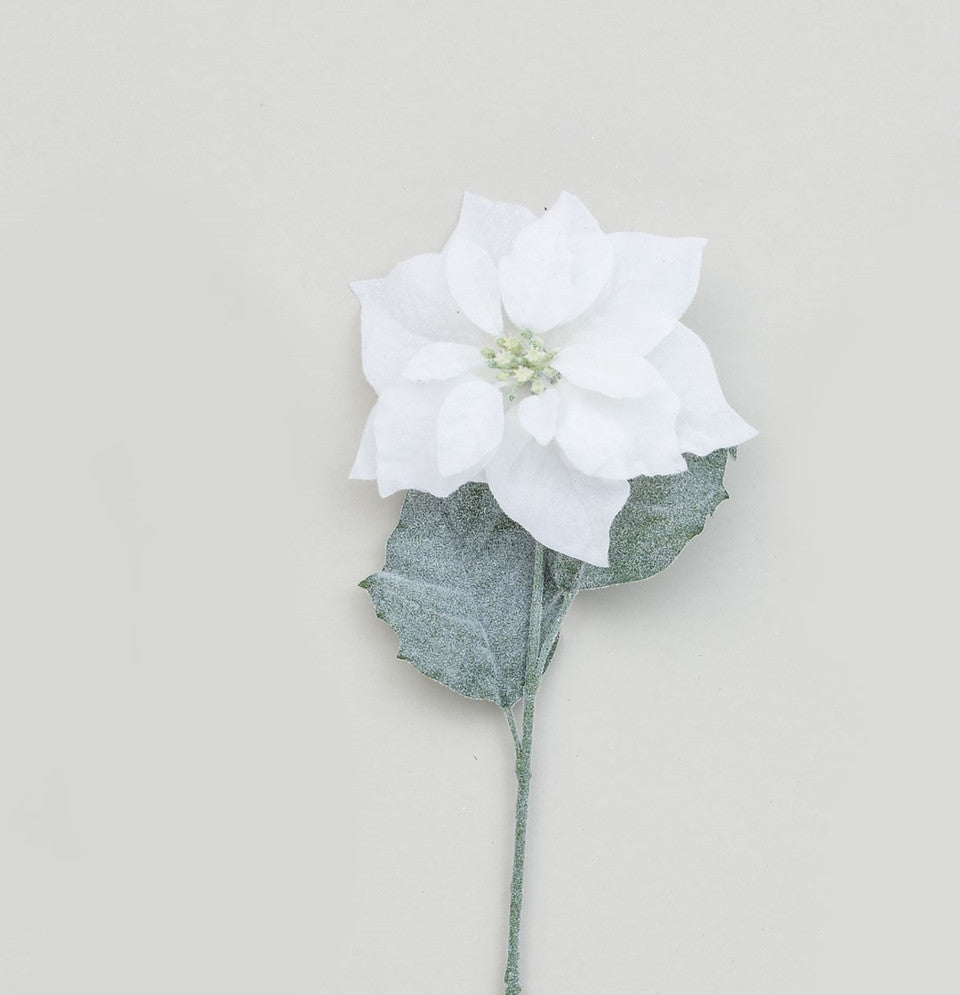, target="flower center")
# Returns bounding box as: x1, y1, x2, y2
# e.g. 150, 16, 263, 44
481, 330, 560, 402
